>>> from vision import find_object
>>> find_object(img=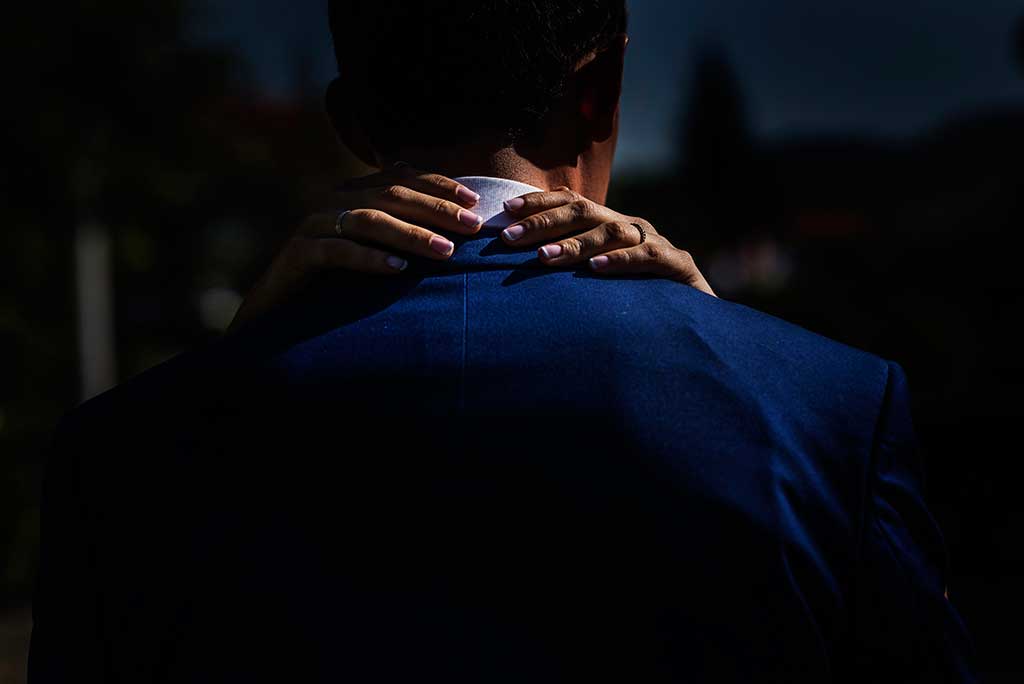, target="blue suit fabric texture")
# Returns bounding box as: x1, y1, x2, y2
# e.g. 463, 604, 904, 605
29, 177, 975, 682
